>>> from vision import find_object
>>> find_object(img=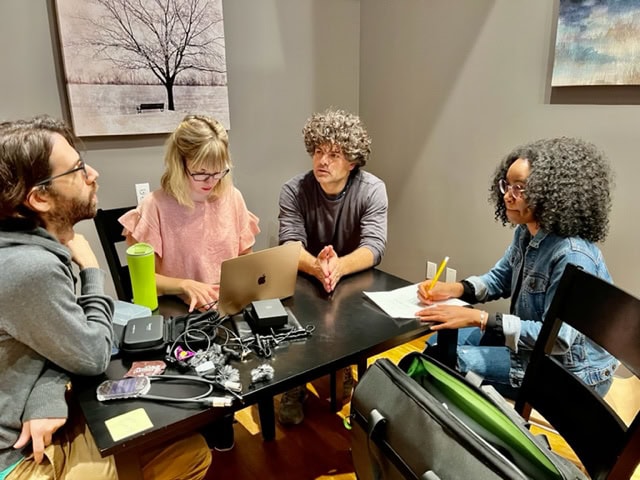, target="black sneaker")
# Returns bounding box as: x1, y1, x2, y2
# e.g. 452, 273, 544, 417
202, 414, 235, 452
